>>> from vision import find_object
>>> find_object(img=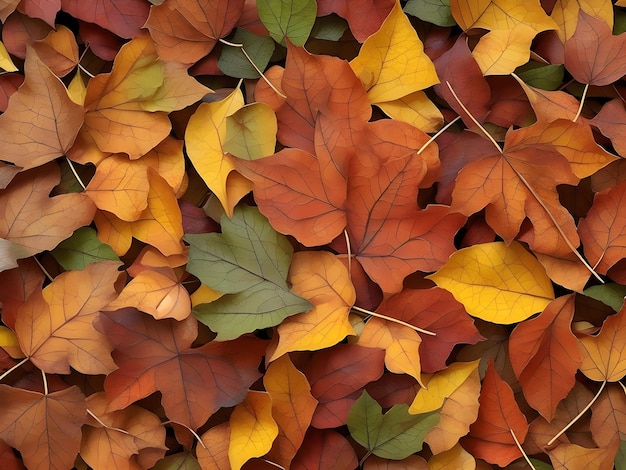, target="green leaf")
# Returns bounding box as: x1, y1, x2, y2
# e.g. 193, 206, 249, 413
347, 391, 440, 460
50, 227, 120, 271
184, 205, 311, 340
152, 453, 201, 470
219, 28, 275, 79
404, 0, 455, 27
516, 64, 564, 91
583, 283, 626, 312
530, 458, 554, 470
310, 14, 349, 41
224, 103, 278, 160
257, 0, 317, 46
615, 9, 626, 36
616, 439, 626, 470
